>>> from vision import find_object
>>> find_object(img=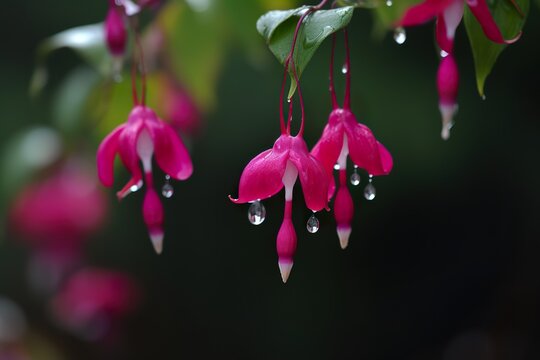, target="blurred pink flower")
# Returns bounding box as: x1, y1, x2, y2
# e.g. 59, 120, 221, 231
97, 105, 193, 253
105, 1, 127, 58
51, 268, 140, 341
10, 164, 108, 291
437, 53, 460, 140
160, 80, 202, 136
